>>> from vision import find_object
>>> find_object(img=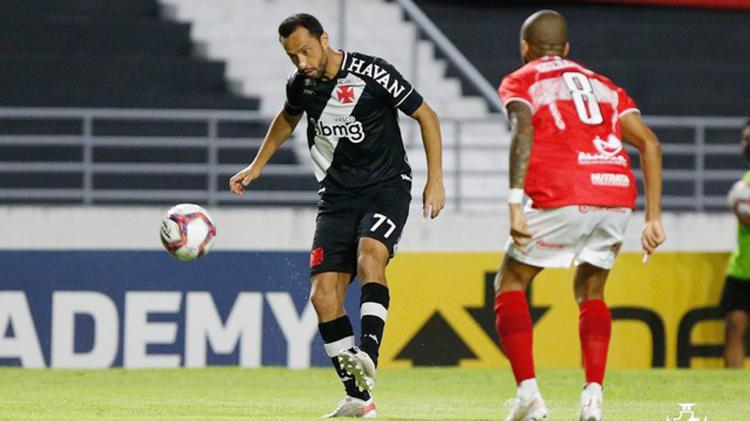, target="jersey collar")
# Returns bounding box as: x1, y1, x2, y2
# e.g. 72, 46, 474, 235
337, 51, 348, 77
